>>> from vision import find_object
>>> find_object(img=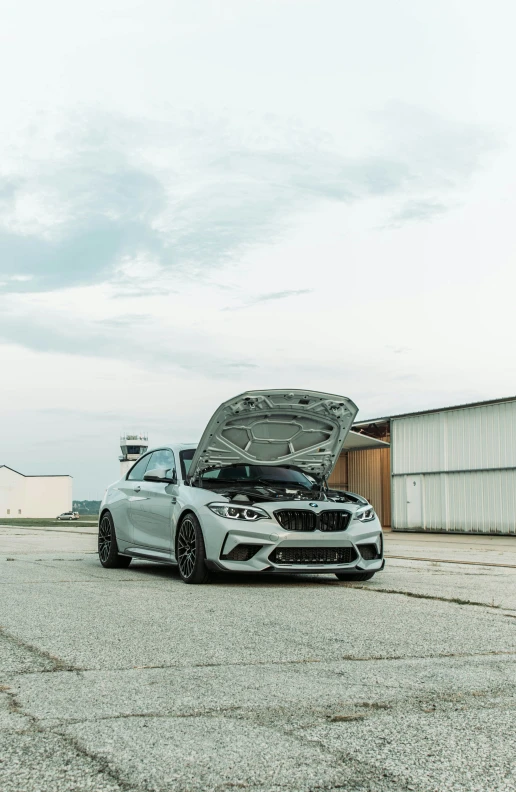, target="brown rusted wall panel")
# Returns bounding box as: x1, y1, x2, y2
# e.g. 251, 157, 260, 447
328, 452, 348, 490
347, 448, 391, 527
